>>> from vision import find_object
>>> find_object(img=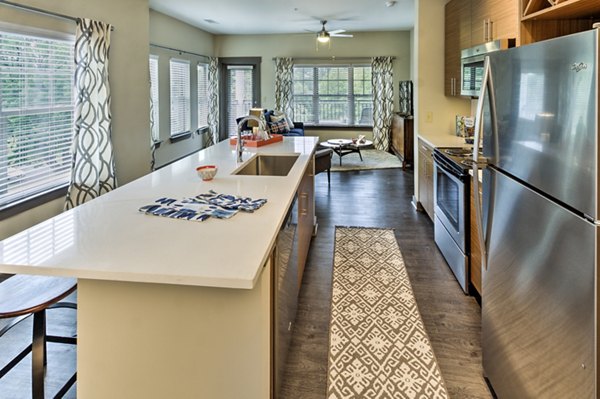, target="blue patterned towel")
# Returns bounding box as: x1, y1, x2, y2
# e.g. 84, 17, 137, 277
139, 190, 267, 222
